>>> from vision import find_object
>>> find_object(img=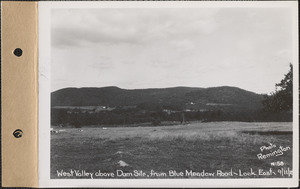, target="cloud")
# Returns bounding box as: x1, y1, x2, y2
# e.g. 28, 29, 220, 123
51, 24, 143, 49
170, 39, 195, 51
51, 8, 221, 49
